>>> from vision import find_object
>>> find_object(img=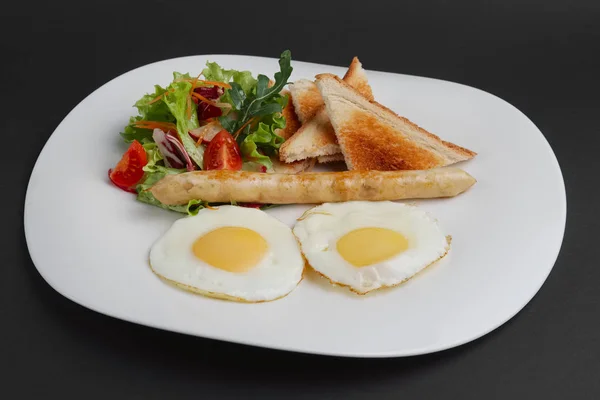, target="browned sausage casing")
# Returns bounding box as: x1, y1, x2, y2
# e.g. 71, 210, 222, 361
149, 167, 476, 205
